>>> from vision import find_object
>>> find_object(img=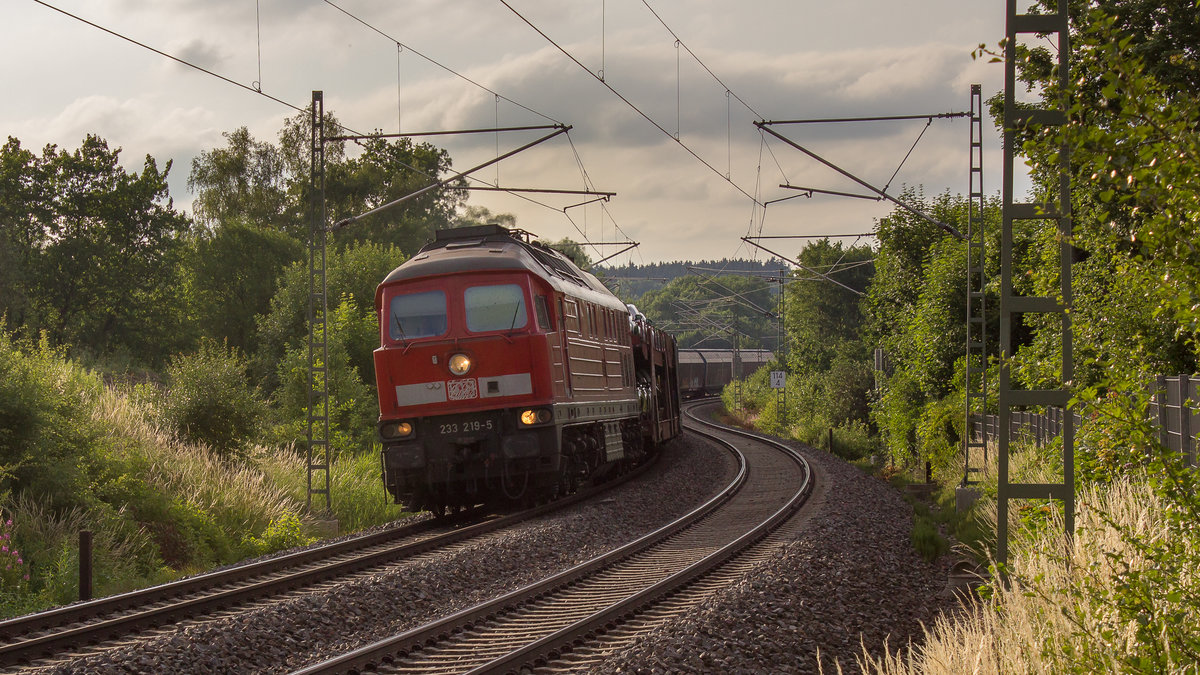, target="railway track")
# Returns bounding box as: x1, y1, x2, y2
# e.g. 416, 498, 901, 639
293, 402, 813, 674
0, 460, 655, 671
